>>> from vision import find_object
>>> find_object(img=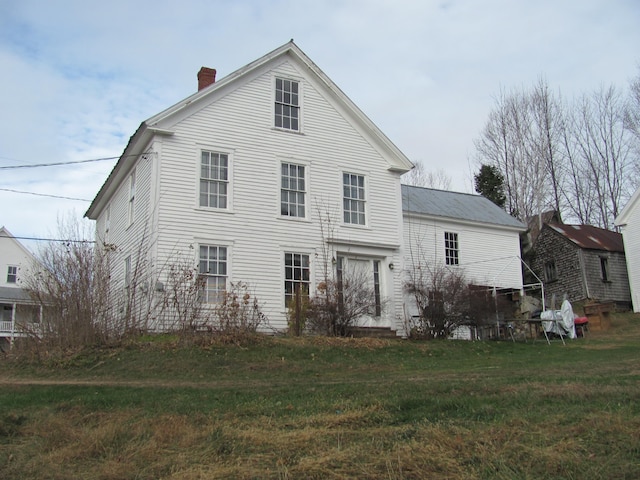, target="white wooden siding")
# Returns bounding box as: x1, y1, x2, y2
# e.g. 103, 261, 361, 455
145, 59, 405, 332
0, 231, 35, 288
620, 203, 640, 312
403, 215, 523, 289
94, 151, 156, 292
